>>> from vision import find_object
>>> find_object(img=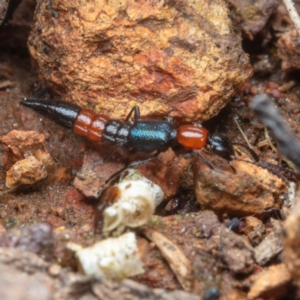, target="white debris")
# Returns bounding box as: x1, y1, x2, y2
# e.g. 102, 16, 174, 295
102, 169, 164, 234
73, 232, 144, 280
